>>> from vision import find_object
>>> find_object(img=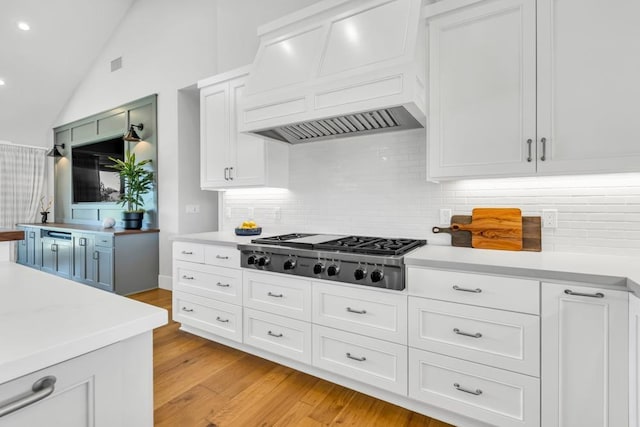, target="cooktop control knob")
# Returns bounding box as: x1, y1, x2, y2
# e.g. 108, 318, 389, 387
257, 256, 270, 267
354, 267, 367, 280
247, 255, 258, 265
327, 264, 339, 276
370, 269, 384, 283
313, 262, 324, 275
283, 259, 296, 270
